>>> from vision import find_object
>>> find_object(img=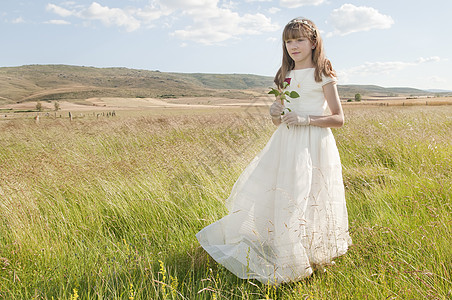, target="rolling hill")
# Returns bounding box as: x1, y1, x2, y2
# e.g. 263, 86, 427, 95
0, 65, 275, 104
0, 64, 442, 105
